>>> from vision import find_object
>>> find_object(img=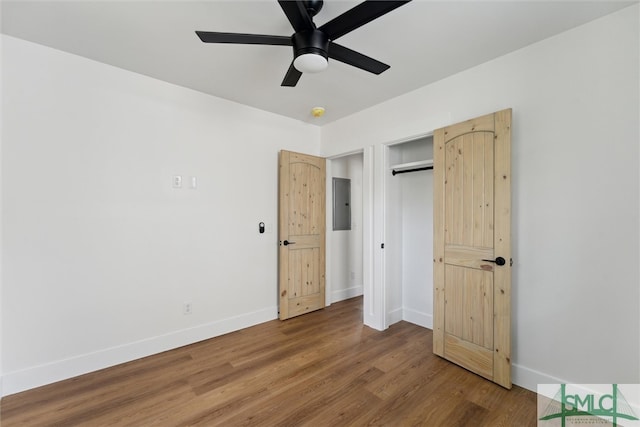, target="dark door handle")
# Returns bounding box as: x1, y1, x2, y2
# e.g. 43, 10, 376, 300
283, 240, 295, 246
482, 256, 506, 266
